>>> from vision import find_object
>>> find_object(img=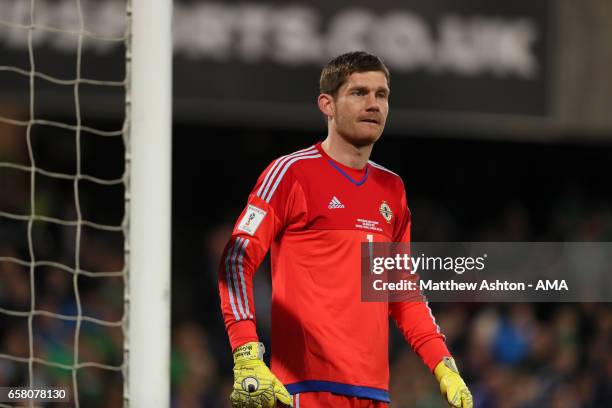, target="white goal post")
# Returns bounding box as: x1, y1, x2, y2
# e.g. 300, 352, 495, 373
128, 0, 172, 406
0, 0, 172, 406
